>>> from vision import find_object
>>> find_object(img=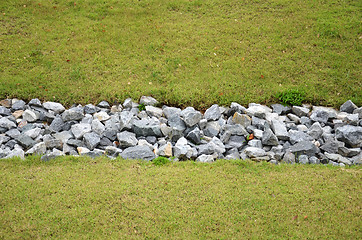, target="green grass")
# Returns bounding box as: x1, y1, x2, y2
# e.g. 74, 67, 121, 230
0, 157, 361, 239
0, 0, 361, 108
